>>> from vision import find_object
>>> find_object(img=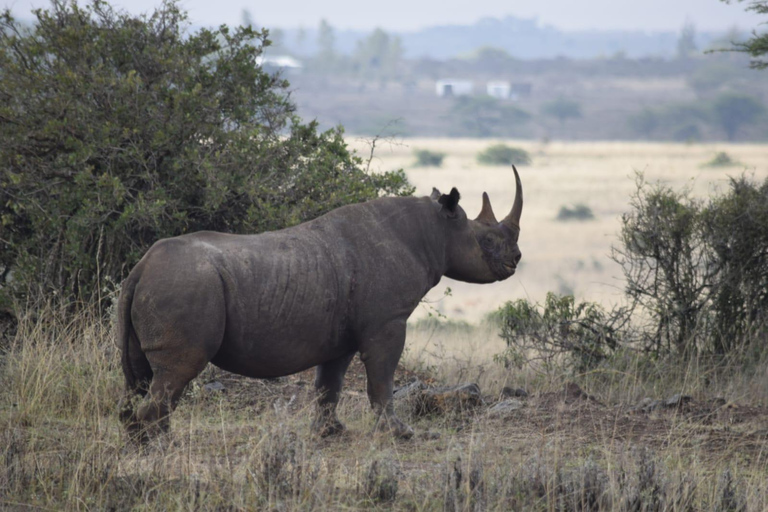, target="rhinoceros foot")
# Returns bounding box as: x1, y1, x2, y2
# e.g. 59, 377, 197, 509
374, 414, 414, 440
